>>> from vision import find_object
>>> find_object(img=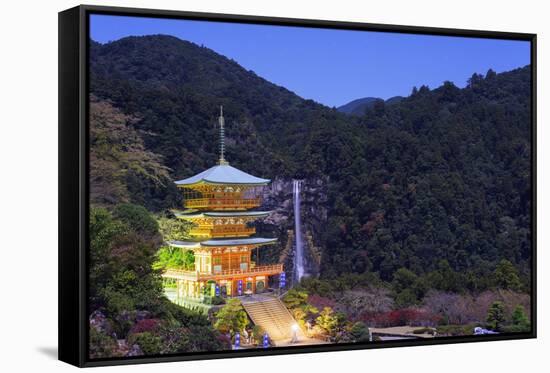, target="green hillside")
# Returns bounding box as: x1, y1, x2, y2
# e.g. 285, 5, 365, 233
89, 35, 532, 290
